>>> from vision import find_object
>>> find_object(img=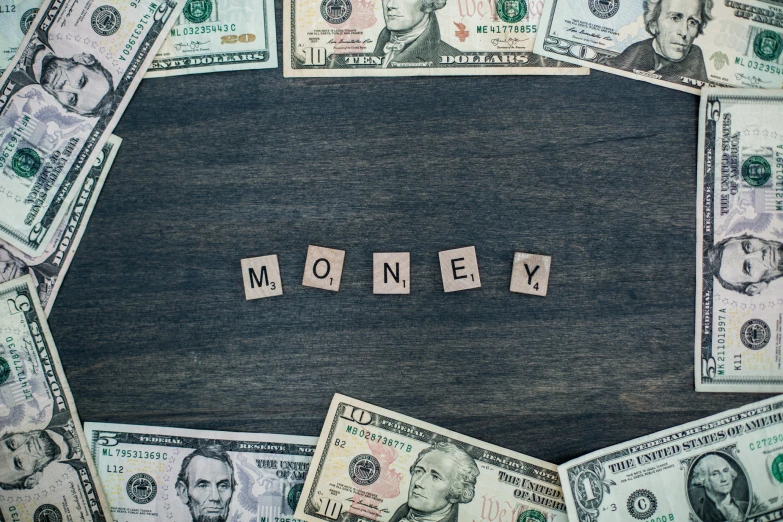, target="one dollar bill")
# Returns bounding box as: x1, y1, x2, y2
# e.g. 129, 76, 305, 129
697, 88, 783, 392
284, 0, 587, 76
560, 395, 783, 522
534, 0, 783, 94
145, 0, 278, 77
0, 0, 183, 257
295, 394, 567, 522
0, 135, 121, 316
0, 275, 110, 522
84, 422, 317, 522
